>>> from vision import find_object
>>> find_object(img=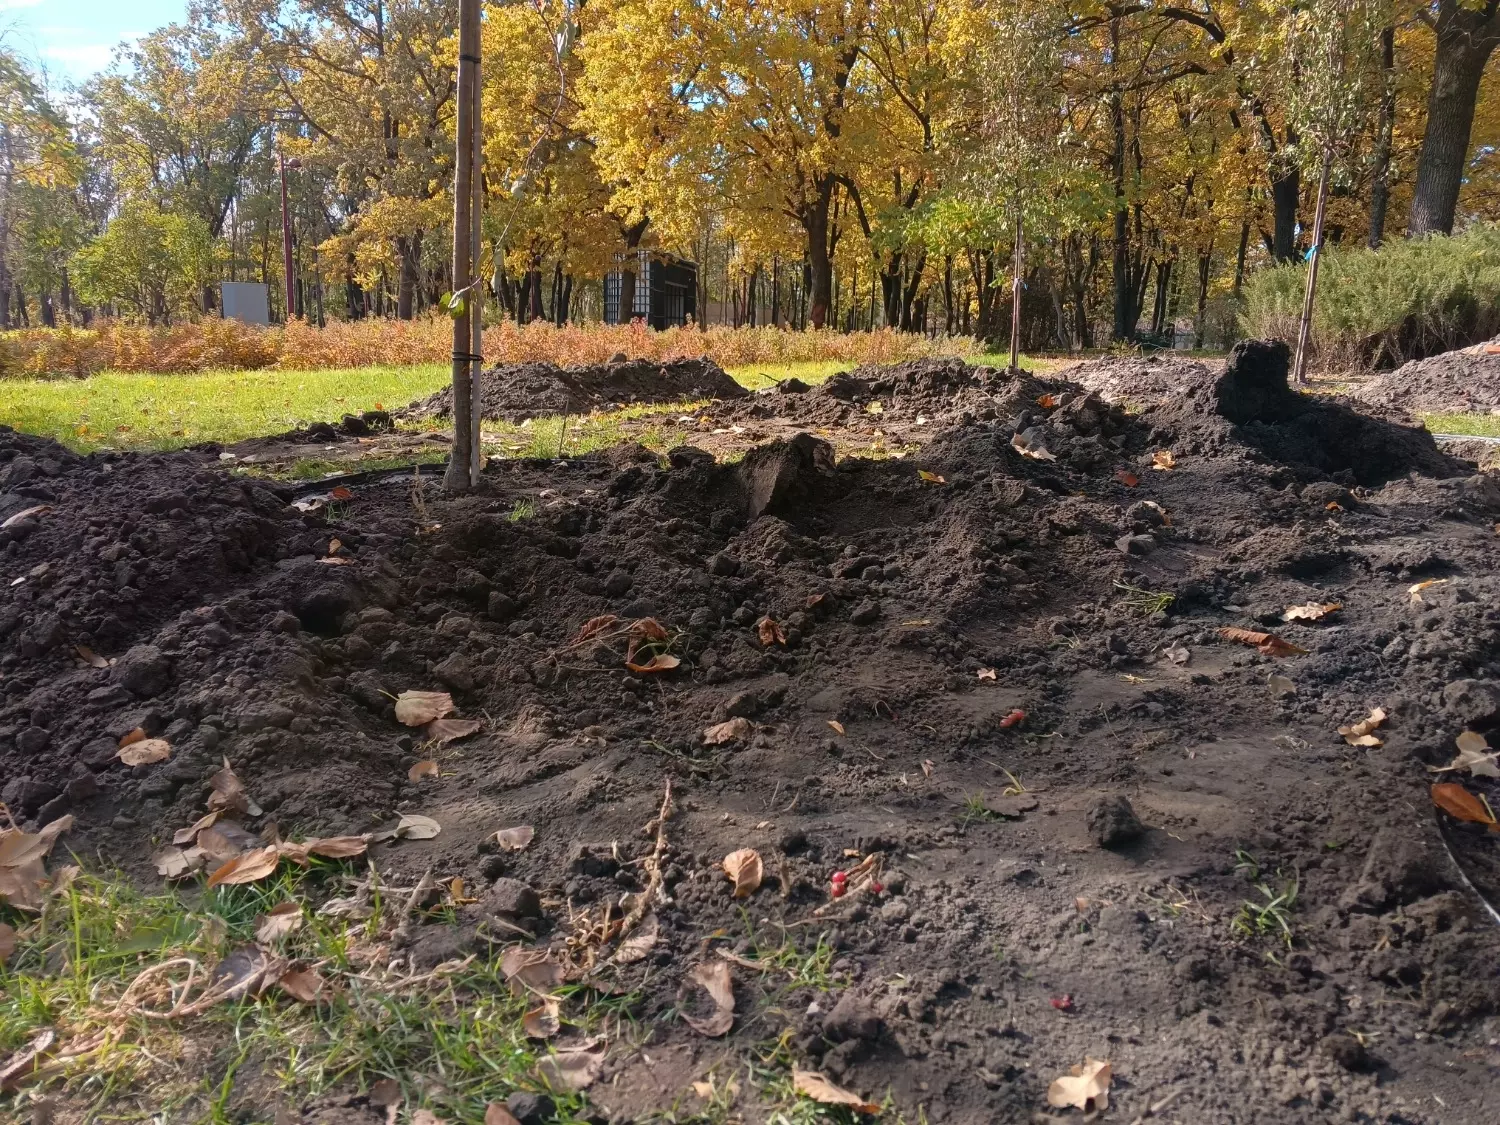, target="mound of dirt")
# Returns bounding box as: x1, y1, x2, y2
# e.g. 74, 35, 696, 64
1059, 351, 1221, 405
1351, 337, 1500, 416
1144, 338, 1470, 486
404, 356, 748, 423
6, 345, 1500, 1123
